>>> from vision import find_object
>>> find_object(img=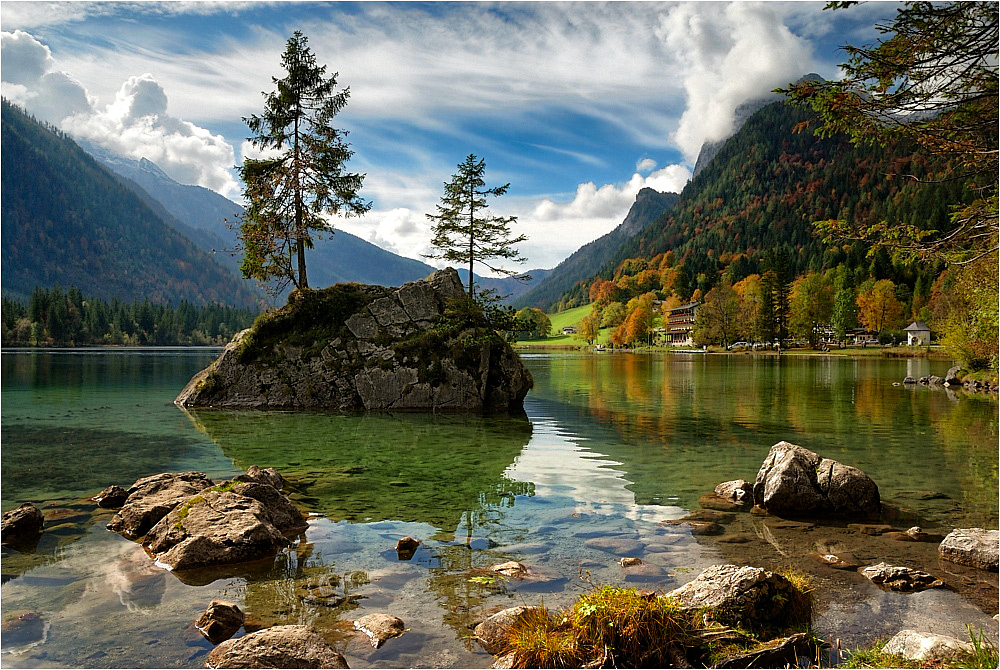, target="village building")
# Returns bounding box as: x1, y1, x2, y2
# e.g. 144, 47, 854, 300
663, 302, 700, 346
904, 321, 931, 346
